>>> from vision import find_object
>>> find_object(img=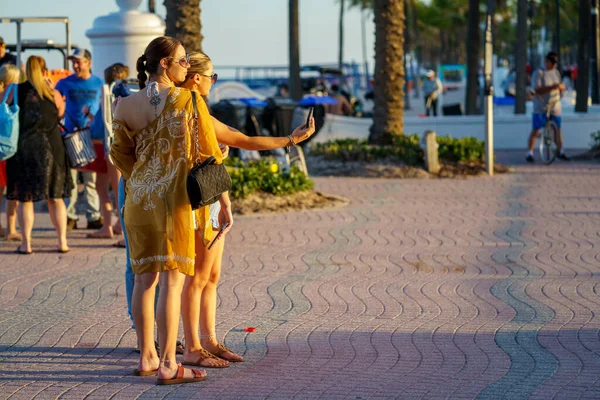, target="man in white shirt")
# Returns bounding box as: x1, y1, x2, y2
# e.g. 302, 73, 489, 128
526, 51, 568, 162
